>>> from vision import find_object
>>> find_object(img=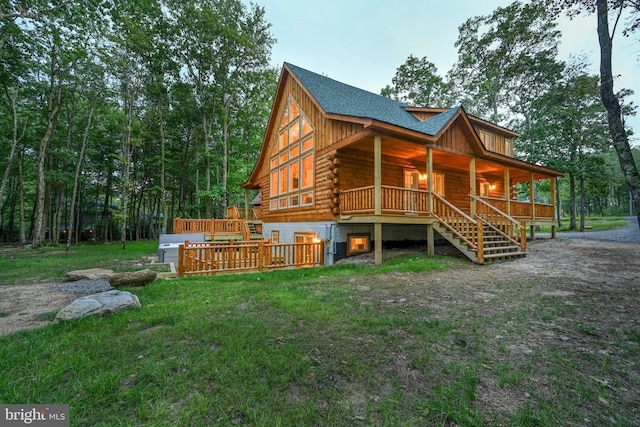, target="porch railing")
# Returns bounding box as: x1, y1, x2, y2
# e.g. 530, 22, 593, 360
178, 240, 324, 277
340, 185, 430, 215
